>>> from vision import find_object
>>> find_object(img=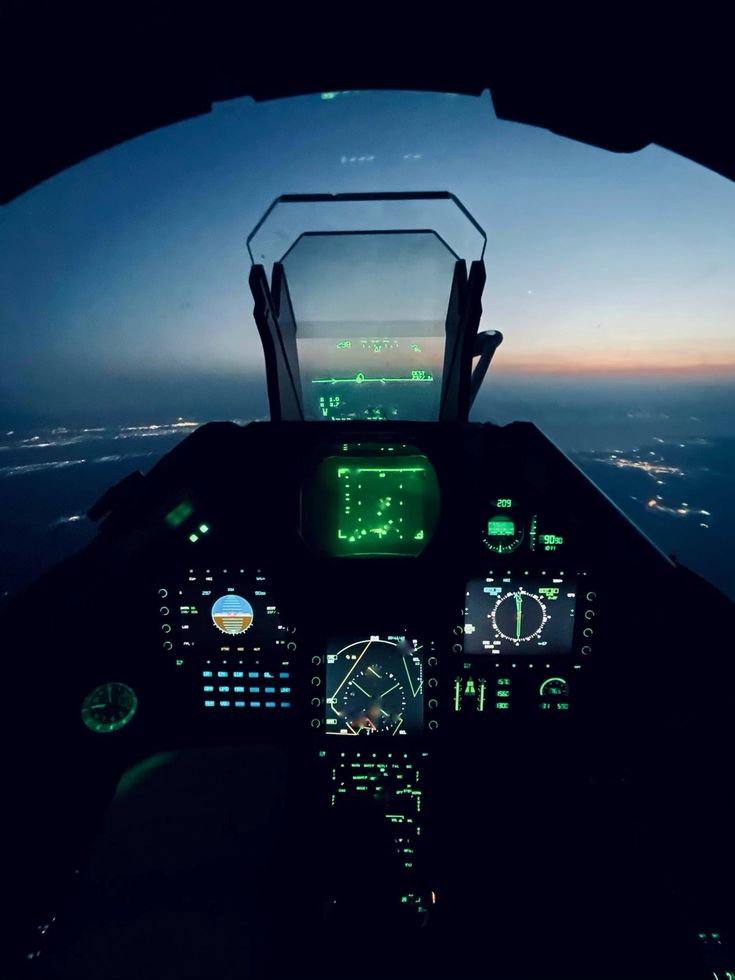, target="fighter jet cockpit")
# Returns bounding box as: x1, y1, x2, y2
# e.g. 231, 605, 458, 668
2, 186, 733, 979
